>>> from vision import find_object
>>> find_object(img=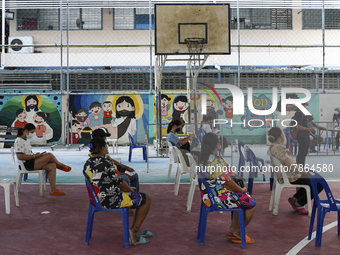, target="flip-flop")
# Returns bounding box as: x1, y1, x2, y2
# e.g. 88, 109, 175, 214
58, 165, 72, 172
137, 230, 155, 238
49, 189, 66, 196
225, 234, 238, 240
136, 236, 149, 245
231, 235, 255, 244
